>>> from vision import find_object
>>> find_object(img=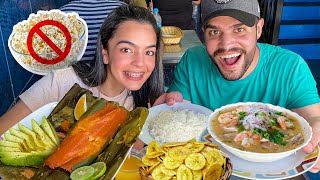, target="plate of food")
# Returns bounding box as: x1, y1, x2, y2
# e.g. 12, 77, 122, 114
201, 102, 319, 179
139, 139, 233, 180
207, 102, 312, 163
8, 9, 88, 75
0, 85, 149, 180
139, 103, 213, 144
200, 129, 319, 180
